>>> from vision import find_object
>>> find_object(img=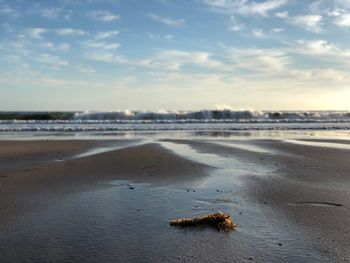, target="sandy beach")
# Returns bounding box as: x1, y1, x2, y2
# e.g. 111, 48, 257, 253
0, 135, 350, 262
2, 0, 350, 262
